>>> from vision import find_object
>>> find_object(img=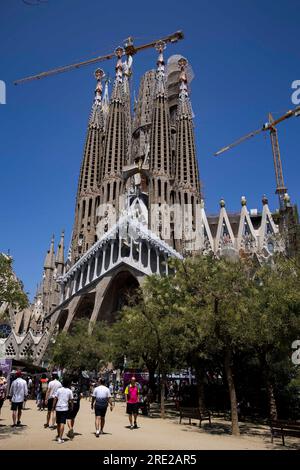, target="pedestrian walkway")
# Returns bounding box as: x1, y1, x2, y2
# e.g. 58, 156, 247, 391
0, 399, 296, 450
